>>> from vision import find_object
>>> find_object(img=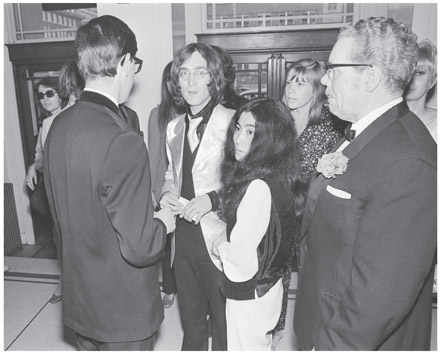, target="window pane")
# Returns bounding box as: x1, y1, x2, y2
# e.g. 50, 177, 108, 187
208, 3, 354, 30
13, 3, 97, 41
